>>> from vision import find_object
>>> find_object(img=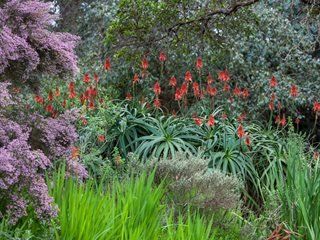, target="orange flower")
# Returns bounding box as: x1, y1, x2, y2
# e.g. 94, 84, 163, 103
193, 117, 202, 126
241, 88, 250, 99
153, 81, 161, 96
68, 82, 75, 91
105, 57, 111, 71
223, 83, 230, 92
153, 98, 161, 108
98, 135, 105, 142
141, 57, 149, 70
88, 100, 95, 110
34, 95, 44, 104
185, 71, 192, 82
237, 124, 245, 138
192, 82, 200, 97
126, 92, 133, 101
180, 82, 188, 96
218, 69, 230, 82
81, 117, 88, 126
196, 57, 203, 70
245, 135, 251, 146
159, 52, 167, 62
269, 101, 274, 111
169, 76, 177, 87
233, 86, 241, 96
313, 101, 320, 113
290, 84, 298, 97
269, 75, 278, 88
207, 114, 215, 127
175, 88, 183, 101
207, 85, 217, 97
207, 73, 214, 84
69, 90, 76, 99
83, 73, 90, 83
46, 104, 54, 113
133, 73, 139, 84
